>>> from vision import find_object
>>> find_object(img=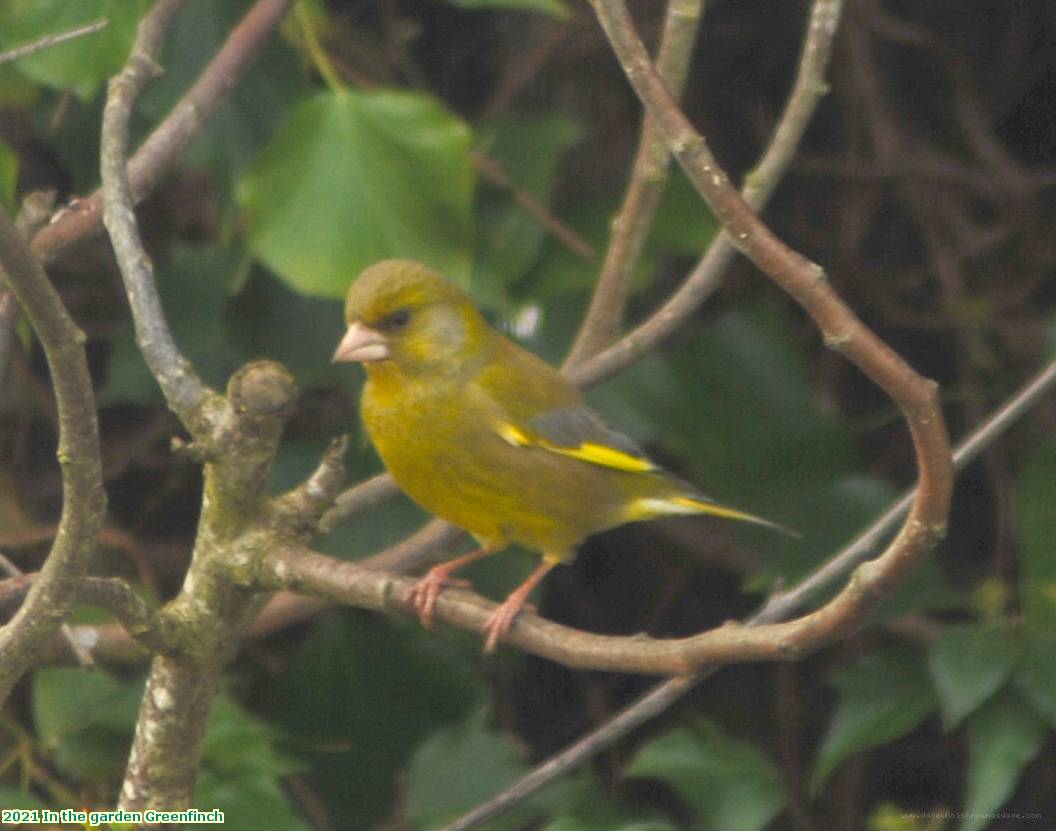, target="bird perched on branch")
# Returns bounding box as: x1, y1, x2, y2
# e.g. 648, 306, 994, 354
333, 259, 788, 652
